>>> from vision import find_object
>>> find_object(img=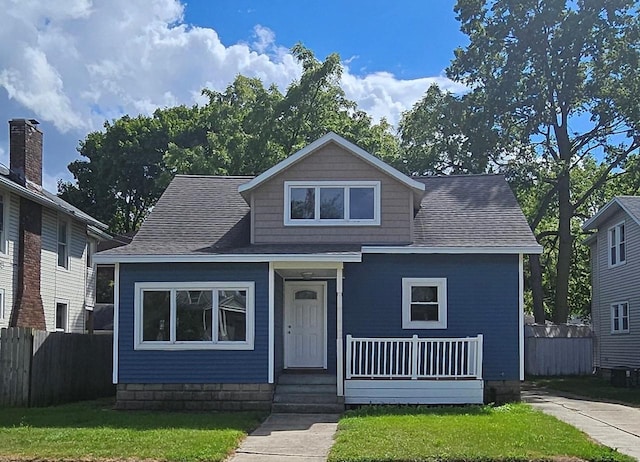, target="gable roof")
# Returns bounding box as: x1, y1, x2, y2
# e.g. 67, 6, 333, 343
95, 173, 541, 263
0, 173, 108, 230
238, 132, 426, 201
582, 196, 640, 231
